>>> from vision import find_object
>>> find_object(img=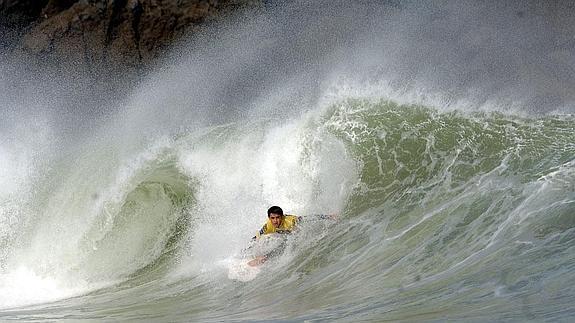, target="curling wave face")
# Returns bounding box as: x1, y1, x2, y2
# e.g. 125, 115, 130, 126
1, 100, 574, 321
